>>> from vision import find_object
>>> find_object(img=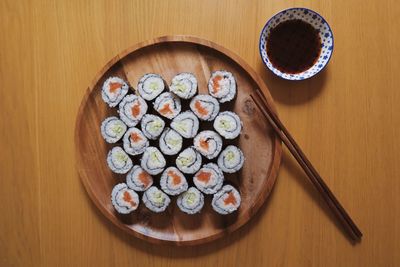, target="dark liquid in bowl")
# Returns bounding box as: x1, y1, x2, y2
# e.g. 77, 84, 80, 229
266, 19, 321, 74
